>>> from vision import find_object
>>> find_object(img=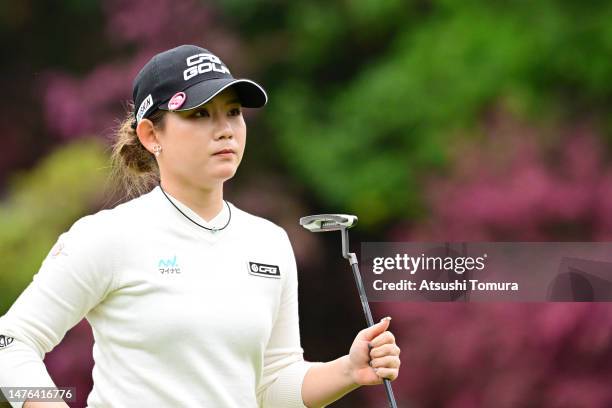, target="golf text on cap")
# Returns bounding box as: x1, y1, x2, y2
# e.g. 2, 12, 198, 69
136, 94, 153, 123
248, 261, 281, 279
184, 53, 231, 81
